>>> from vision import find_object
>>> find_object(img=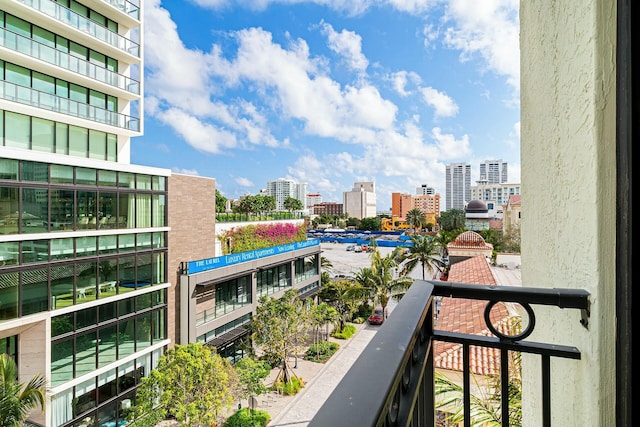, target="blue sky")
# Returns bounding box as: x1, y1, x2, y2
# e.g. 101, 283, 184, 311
132, 0, 521, 211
